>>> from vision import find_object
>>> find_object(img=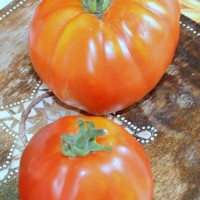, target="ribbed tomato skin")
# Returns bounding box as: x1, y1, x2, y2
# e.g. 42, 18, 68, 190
29, 0, 180, 114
